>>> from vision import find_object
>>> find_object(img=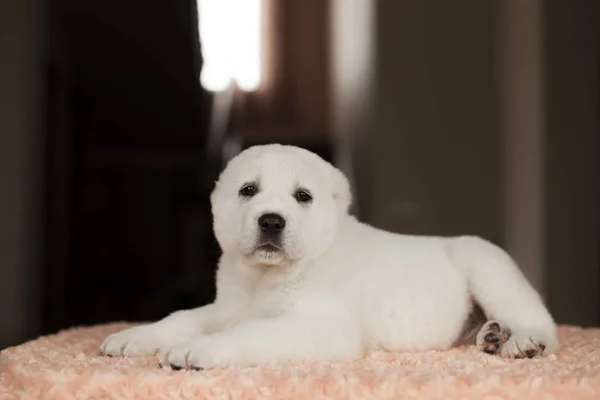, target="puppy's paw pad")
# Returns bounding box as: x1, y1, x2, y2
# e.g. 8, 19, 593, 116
476, 320, 511, 355
483, 343, 499, 354
484, 332, 499, 343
